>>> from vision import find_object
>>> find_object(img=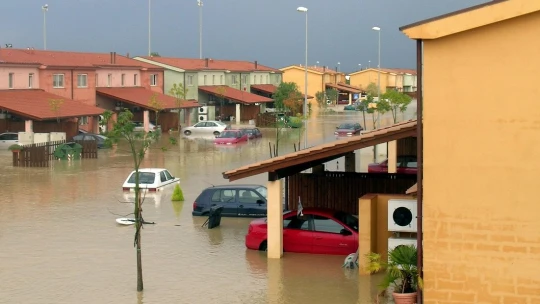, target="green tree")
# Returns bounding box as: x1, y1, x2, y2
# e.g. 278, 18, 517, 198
366, 82, 379, 97
169, 83, 189, 131
325, 88, 339, 106
315, 91, 327, 112
273, 82, 300, 110
100, 109, 177, 292
366, 95, 390, 130
381, 89, 413, 123
357, 99, 370, 130
148, 94, 164, 130
150, 52, 161, 57
48, 98, 64, 124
